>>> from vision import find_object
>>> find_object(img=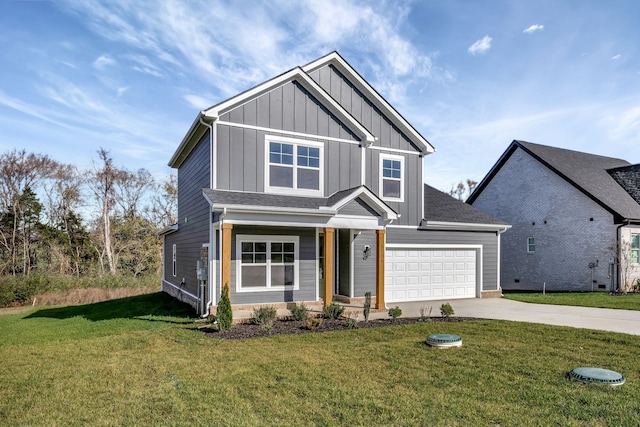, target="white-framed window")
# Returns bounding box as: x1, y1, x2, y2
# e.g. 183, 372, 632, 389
265, 135, 323, 196
236, 235, 299, 292
172, 244, 177, 277
527, 237, 536, 253
631, 234, 639, 264
379, 153, 404, 202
